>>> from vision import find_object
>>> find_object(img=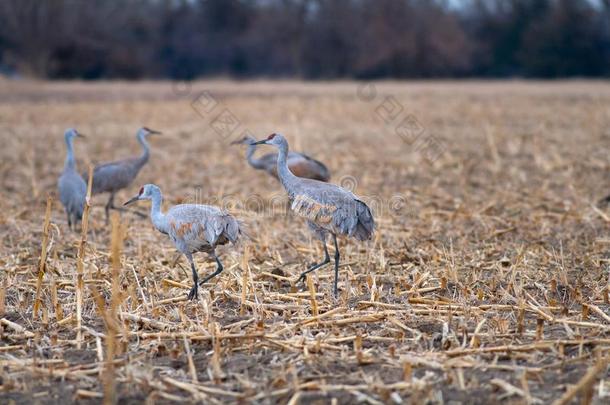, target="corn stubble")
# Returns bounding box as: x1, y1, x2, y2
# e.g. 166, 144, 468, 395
0, 80, 608, 404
